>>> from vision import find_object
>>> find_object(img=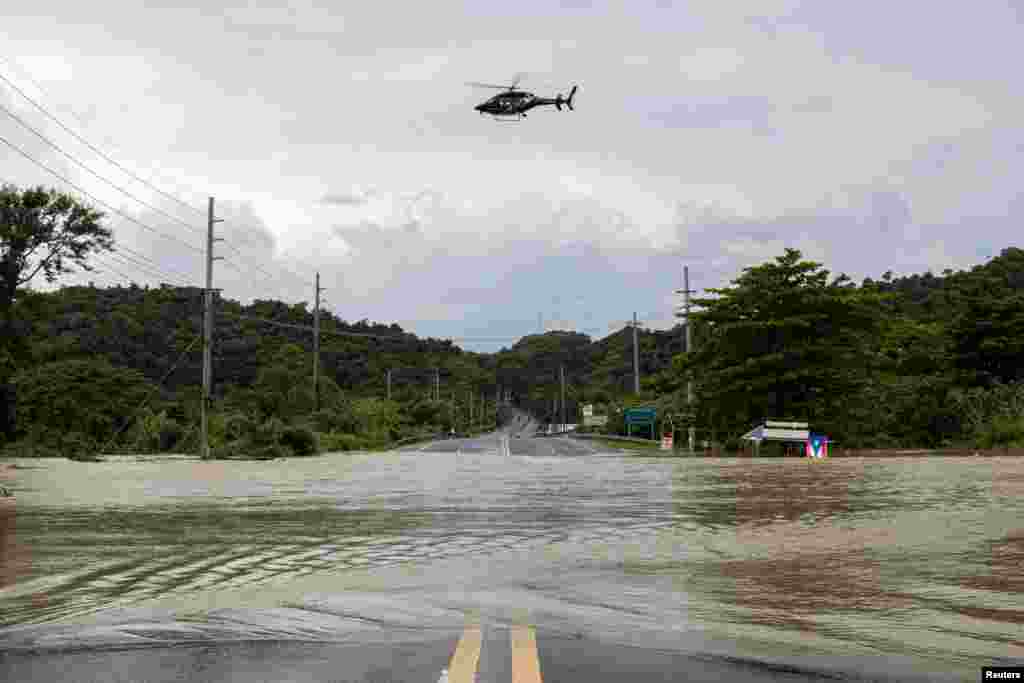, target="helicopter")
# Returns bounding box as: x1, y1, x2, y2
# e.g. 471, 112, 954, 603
468, 76, 577, 120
